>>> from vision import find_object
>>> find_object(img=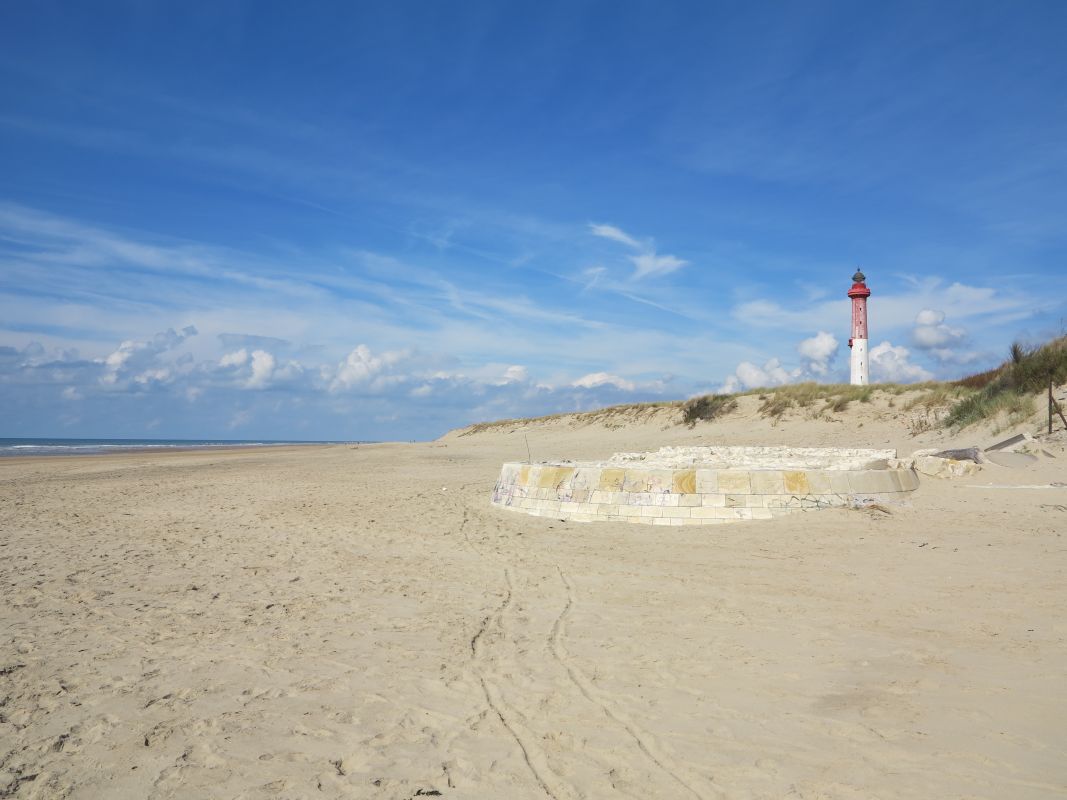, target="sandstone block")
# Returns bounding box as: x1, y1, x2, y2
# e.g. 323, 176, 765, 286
717, 471, 751, 493
599, 468, 626, 491
828, 472, 852, 494
806, 470, 832, 494
783, 470, 810, 494
750, 471, 785, 495
622, 470, 649, 492
672, 469, 697, 494
695, 469, 719, 493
